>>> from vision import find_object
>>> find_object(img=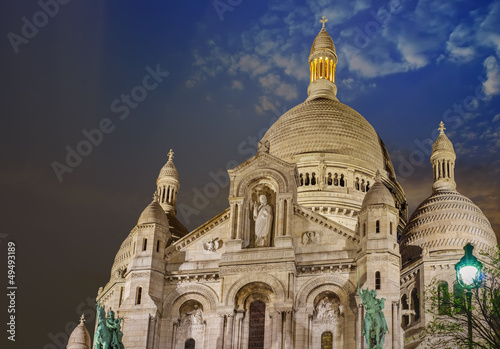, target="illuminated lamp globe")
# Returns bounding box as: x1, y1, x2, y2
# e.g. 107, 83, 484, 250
455, 243, 483, 289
